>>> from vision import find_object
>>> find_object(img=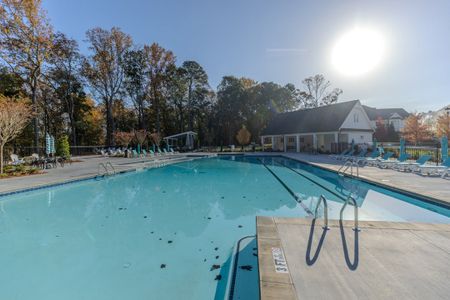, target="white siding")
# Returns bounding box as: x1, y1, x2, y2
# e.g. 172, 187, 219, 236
340, 103, 373, 130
